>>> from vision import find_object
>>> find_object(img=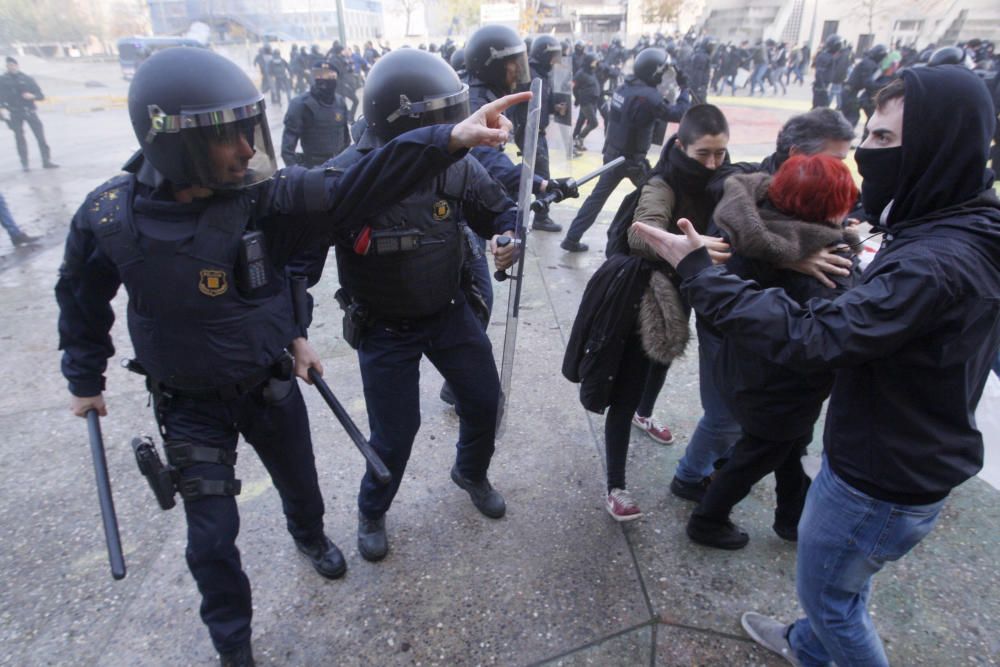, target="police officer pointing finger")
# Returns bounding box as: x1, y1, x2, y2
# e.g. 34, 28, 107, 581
56, 46, 527, 667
